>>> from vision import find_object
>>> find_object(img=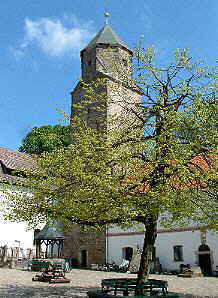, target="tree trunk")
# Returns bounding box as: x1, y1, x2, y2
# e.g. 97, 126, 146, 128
137, 218, 157, 282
